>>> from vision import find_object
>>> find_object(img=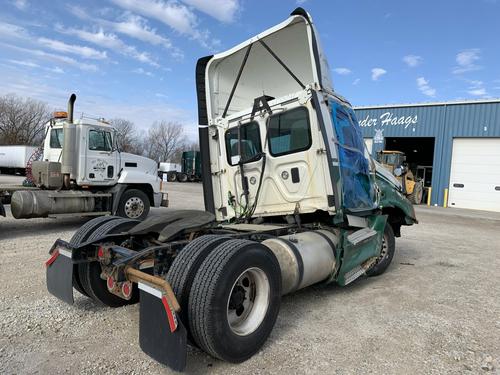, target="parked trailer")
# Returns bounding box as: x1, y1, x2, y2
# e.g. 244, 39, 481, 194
158, 162, 181, 182
46, 8, 417, 372
0, 145, 37, 175
159, 152, 202, 183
